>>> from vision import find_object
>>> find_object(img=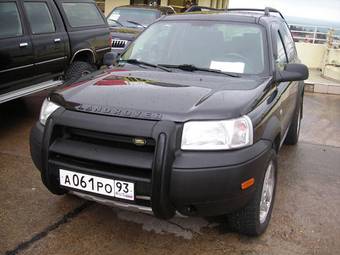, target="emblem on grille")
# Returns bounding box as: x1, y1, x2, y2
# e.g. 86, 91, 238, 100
133, 138, 147, 146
